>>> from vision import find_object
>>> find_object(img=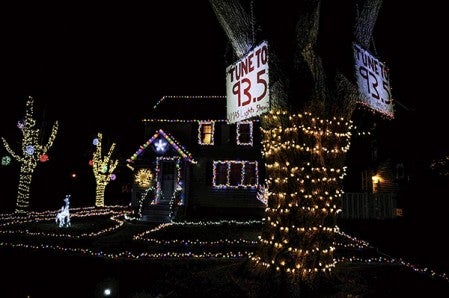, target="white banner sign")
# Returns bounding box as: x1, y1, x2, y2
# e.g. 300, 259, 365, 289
226, 41, 270, 123
353, 43, 394, 118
